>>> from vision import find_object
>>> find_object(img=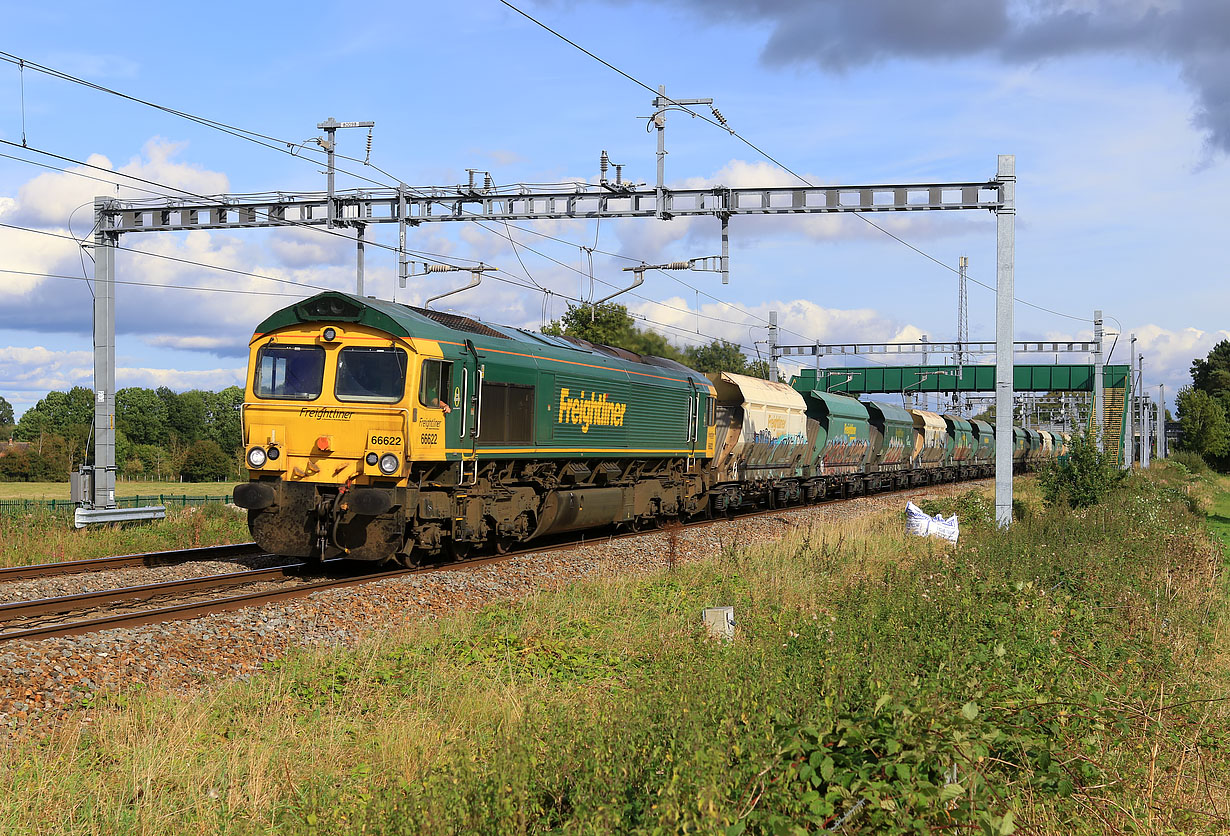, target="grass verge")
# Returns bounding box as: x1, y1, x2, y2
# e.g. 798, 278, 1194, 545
0, 468, 1226, 834
0, 481, 235, 501
0, 504, 251, 568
